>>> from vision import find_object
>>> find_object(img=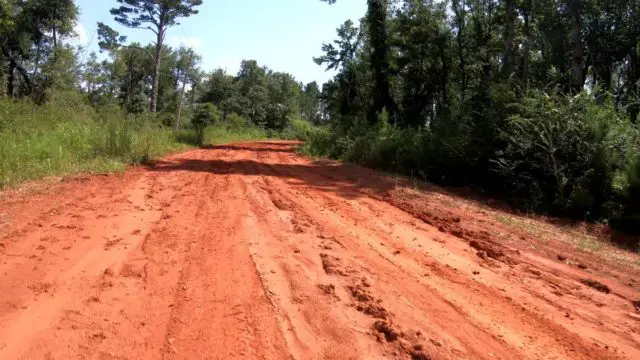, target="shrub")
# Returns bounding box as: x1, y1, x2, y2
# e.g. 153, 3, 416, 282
494, 90, 635, 218
281, 117, 316, 141
191, 104, 222, 145
304, 89, 640, 230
